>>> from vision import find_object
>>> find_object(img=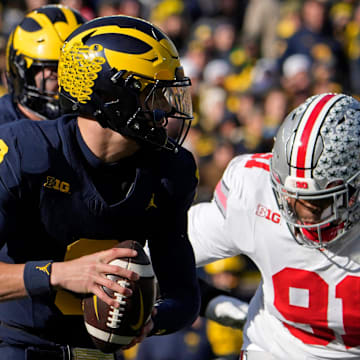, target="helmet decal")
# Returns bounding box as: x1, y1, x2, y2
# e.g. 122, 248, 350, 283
59, 42, 105, 104
66, 16, 167, 45
20, 17, 43, 32
291, 93, 338, 178
36, 5, 84, 26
